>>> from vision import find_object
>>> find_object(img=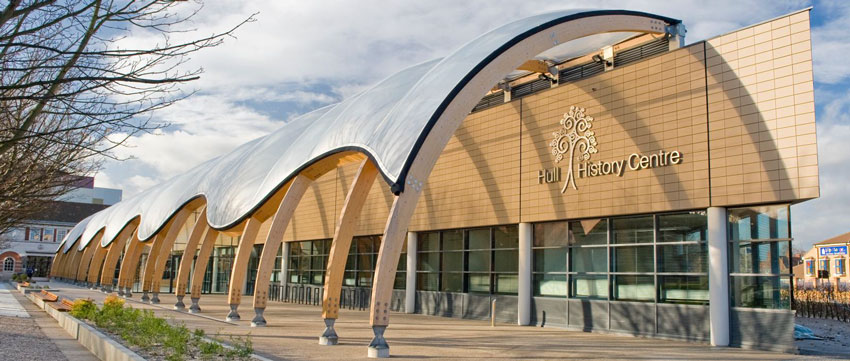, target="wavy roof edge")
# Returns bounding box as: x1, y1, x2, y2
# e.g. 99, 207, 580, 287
63, 9, 681, 253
